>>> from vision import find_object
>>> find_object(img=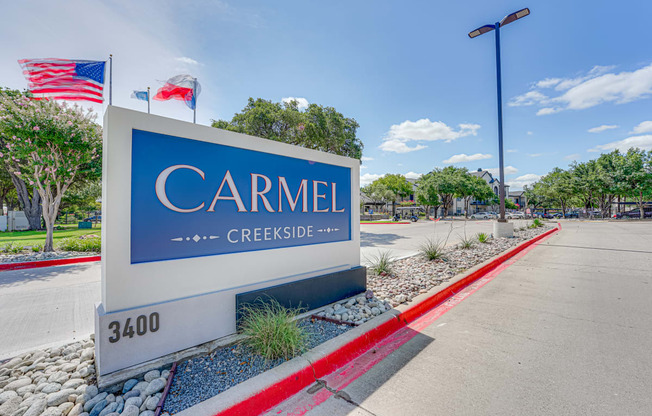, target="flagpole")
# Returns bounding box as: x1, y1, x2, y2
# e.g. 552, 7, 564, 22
147, 87, 150, 114
109, 54, 113, 106
193, 77, 197, 124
